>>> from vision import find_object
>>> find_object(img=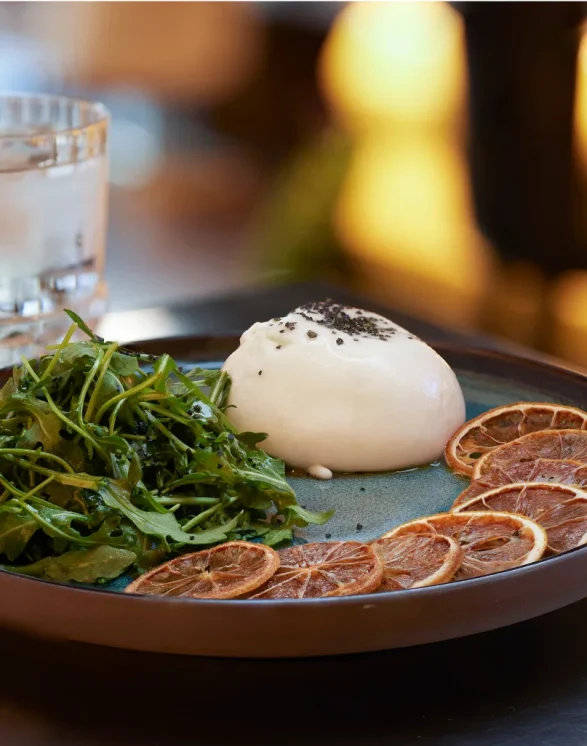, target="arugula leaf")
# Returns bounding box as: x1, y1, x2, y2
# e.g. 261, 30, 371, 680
9, 546, 136, 583
0, 312, 333, 584
0, 509, 39, 561
0, 393, 62, 450
262, 526, 294, 547
110, 352, 140, 377
284, 504, 334, 527
237, 432, 269, 449
52, 341, 98, 370
64, 309, 103, 341
98, 480, 242, 546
